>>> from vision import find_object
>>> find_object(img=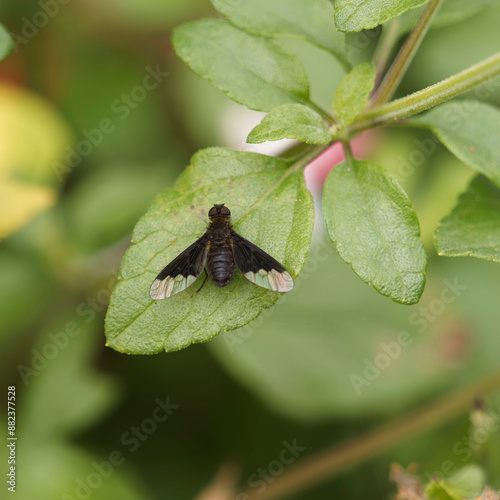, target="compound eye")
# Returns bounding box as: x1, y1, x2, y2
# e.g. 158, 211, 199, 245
208, 207, 218, 217
220, 206, 231, 216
